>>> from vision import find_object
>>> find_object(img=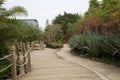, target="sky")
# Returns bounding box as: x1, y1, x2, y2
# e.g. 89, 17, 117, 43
4, 0, 89, 29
